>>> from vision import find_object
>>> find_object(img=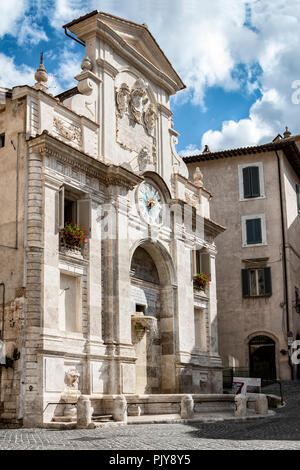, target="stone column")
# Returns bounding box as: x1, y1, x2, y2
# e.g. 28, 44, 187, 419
77, 395, 93, 428
113, 395, 127, 423
23, 147, 44, 427
234, 394, 247, 417
255, 394, 268, 415
181, 394, 194, 419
